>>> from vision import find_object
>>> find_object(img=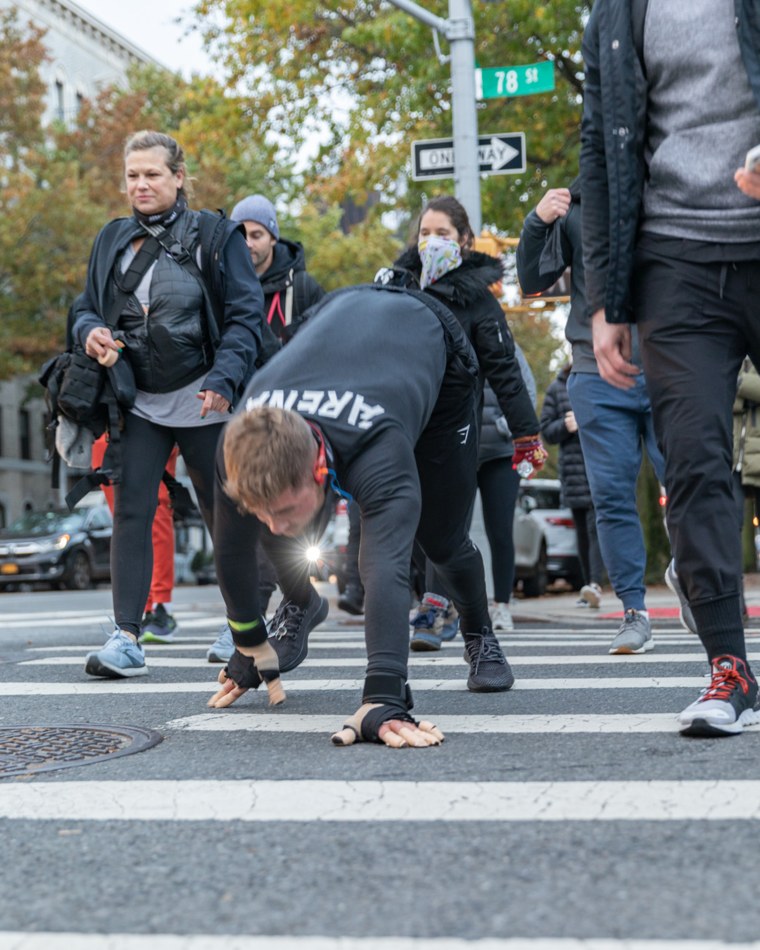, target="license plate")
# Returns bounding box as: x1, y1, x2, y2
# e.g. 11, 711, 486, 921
0, 563, 19, 575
